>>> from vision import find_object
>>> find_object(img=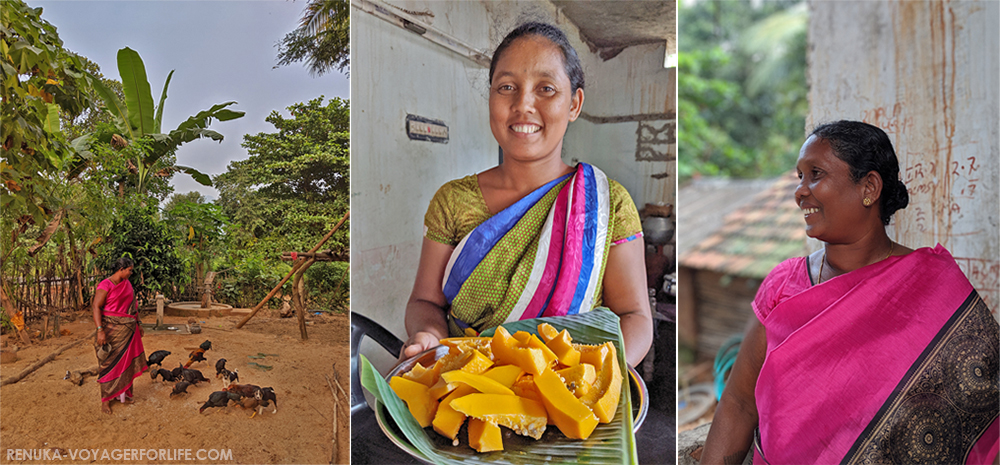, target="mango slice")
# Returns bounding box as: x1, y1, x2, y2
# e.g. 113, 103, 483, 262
467, 418, 503, 453
579, 342, 622, 423
441, 370, 514, 395
450, 393, 548, 440
534, 368, 599, 439
390, 376, 439, 428
432, 385, 475, 440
